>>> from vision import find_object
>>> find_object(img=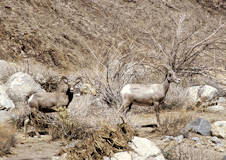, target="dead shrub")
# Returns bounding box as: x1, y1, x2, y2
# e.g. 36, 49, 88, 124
25, 110, 92, 141
160, 112, 193, 136
68, 94, 125, 128
0, 124, 16, 156
62, 123, 134, 160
